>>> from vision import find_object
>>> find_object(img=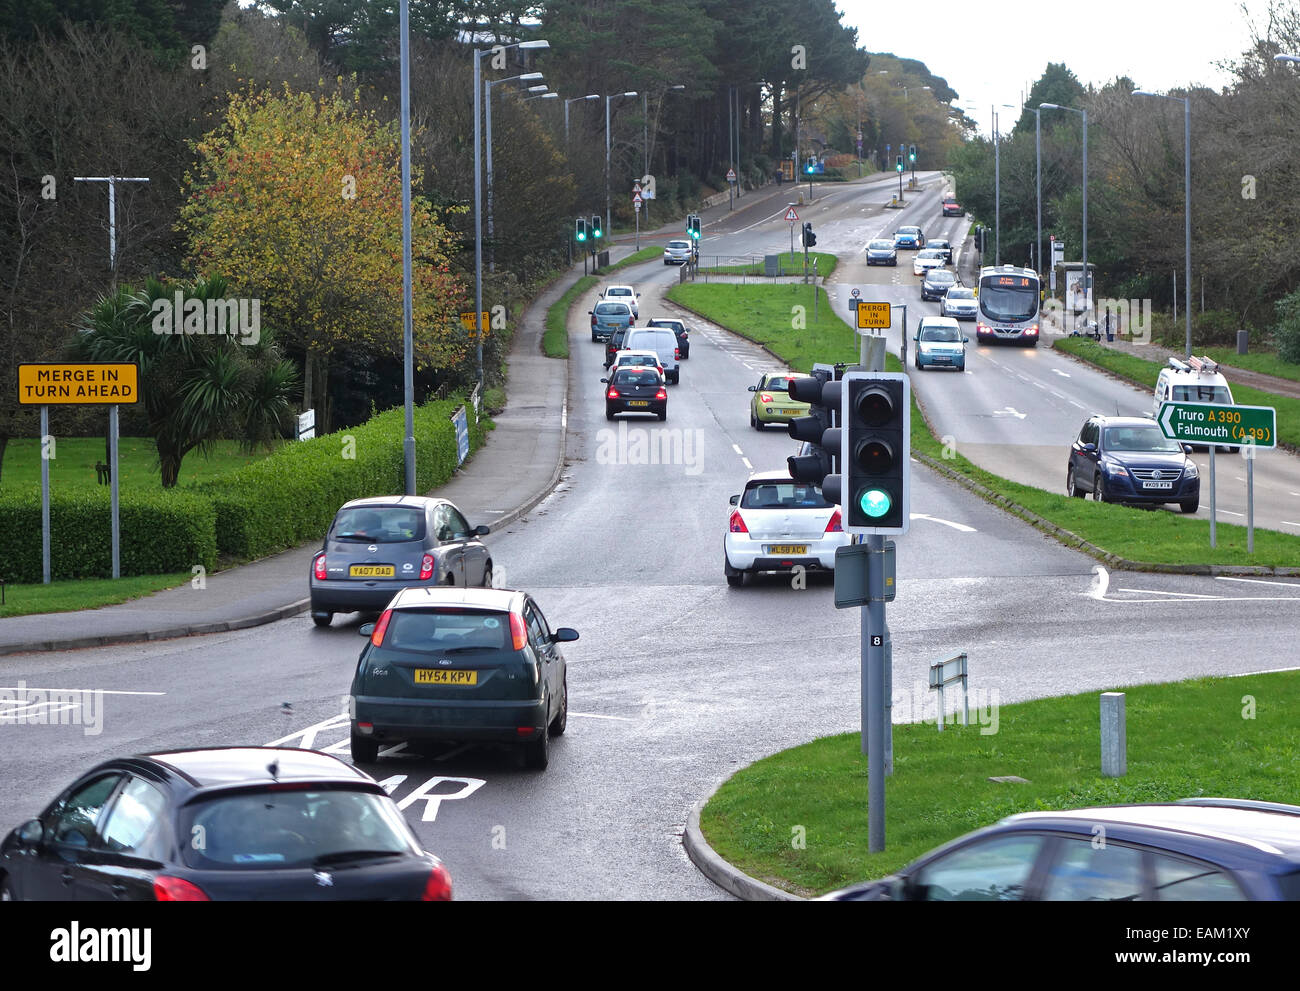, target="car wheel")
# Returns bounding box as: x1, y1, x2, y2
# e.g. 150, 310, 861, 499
1179, 495, 1199, 514
591, 331, 598, 342
956, 363, 965, 373
0, 875, 16, 901
606, 409, 615, 421
350, 732, 379, 764
523, 721, 549, 770
672, 371, 680, 384
481, 562, 493, 588
1067, 465, 1086, 498
311, 611, 333, 628
658, 410, 667, 421
1092, 473, 1106, 502
549, 676, 568, 736
751, 410, 763, 430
